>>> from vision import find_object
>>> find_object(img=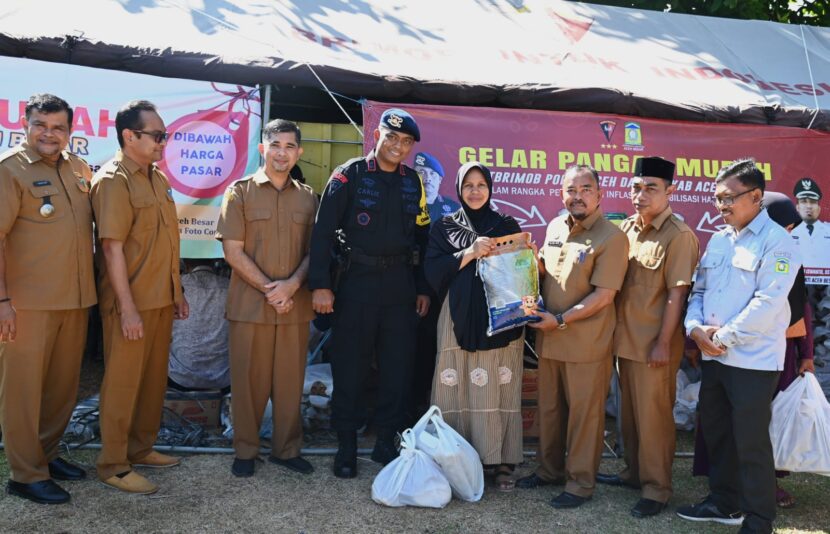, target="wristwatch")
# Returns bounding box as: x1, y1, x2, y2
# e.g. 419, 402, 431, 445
555, 312, 567, 330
